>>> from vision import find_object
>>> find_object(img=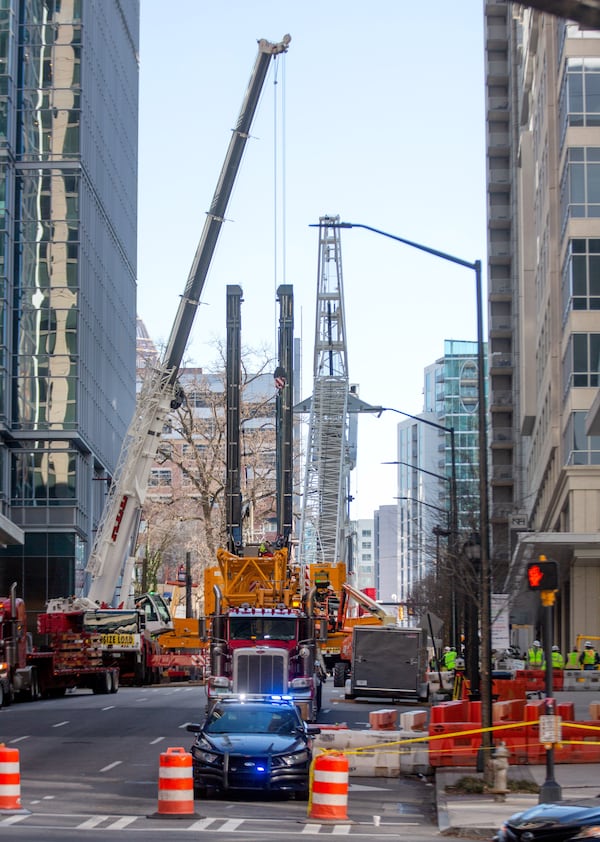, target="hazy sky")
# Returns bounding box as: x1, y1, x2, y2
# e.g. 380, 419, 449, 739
137, 1, 487, 519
